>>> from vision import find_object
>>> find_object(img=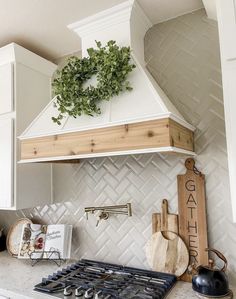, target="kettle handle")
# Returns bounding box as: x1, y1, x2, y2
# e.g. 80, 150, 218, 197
205, 248, 227, 272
